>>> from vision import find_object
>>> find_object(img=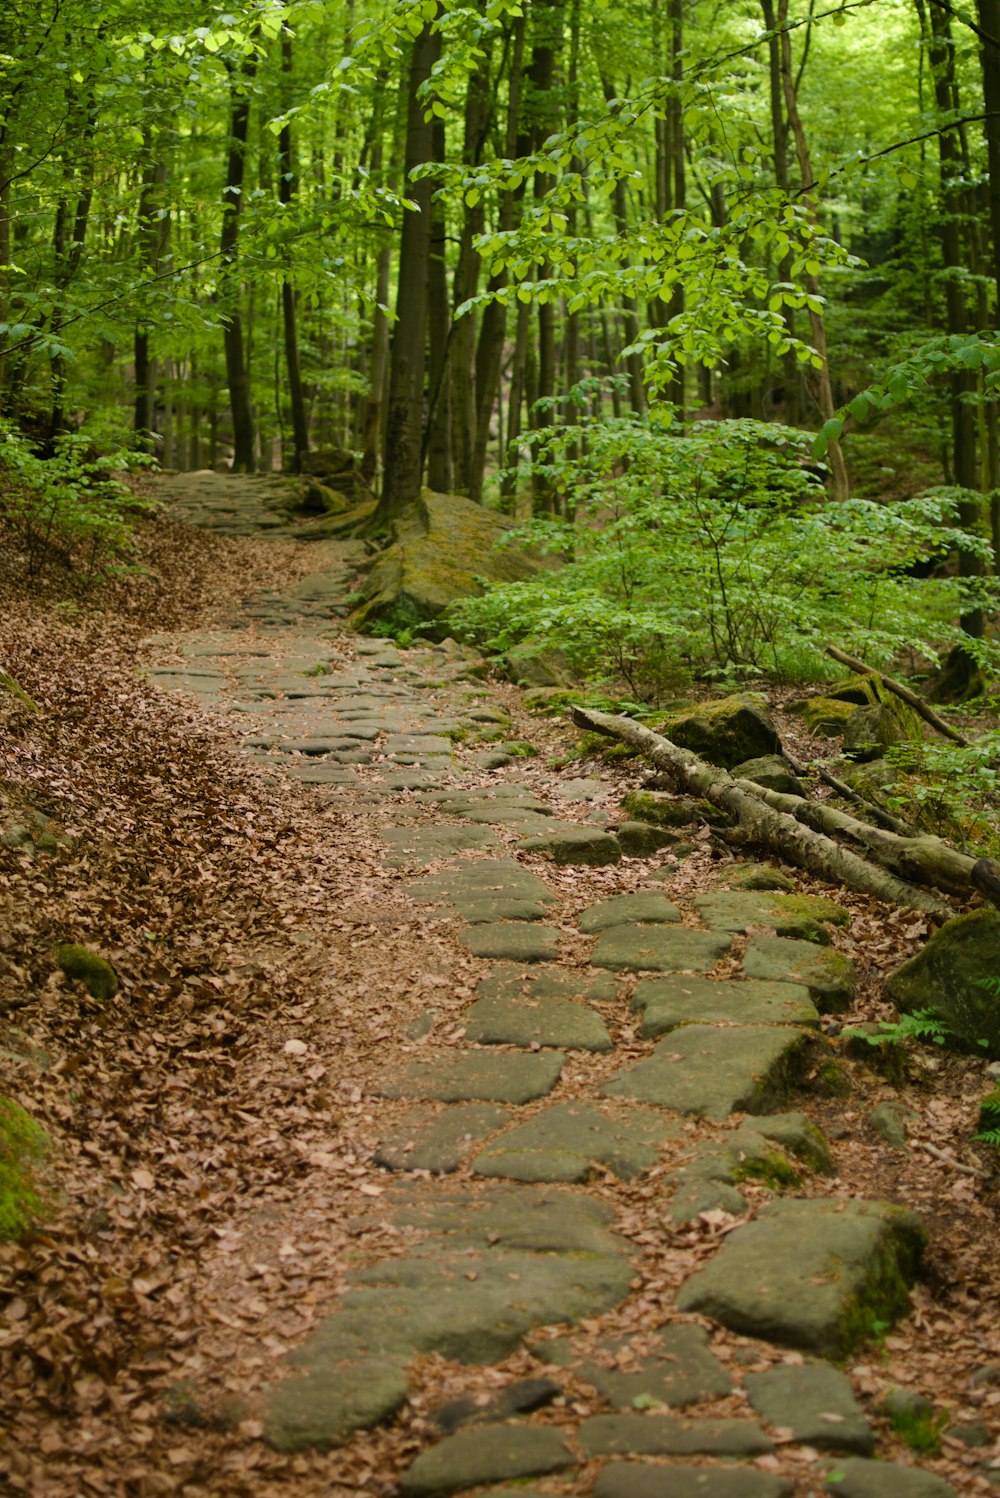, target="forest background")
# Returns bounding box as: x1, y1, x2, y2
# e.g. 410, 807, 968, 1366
5, 0, 1000, 715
